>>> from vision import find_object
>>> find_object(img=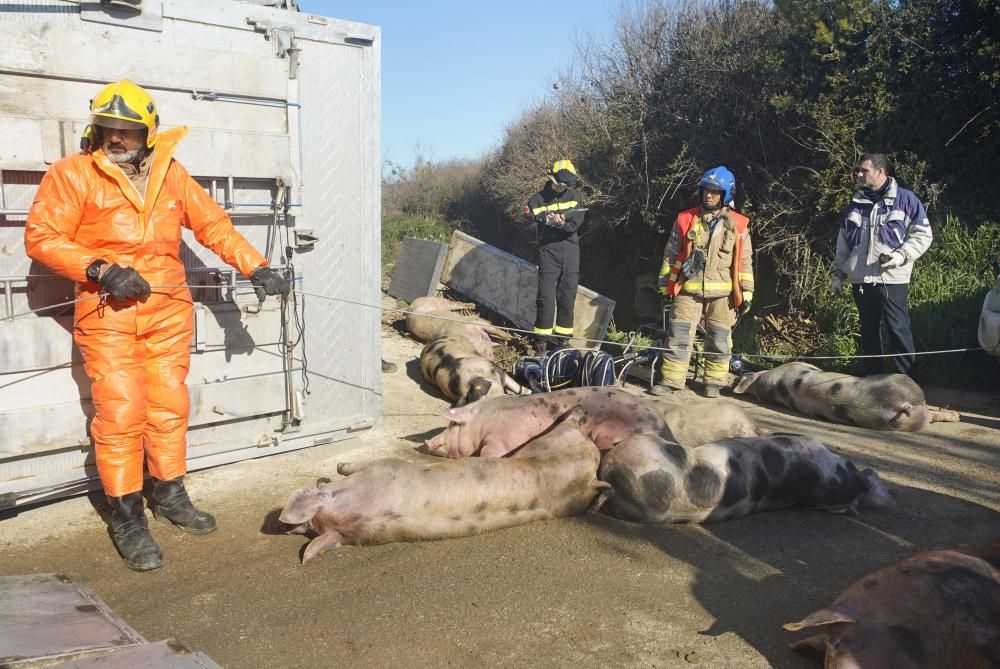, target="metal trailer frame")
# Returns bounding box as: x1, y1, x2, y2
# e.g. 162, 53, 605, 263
0, 0, 382, 509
